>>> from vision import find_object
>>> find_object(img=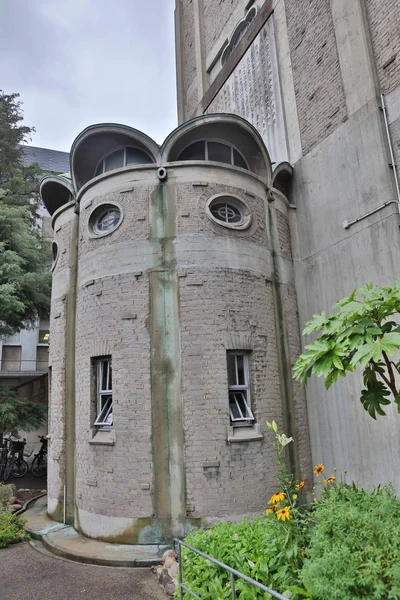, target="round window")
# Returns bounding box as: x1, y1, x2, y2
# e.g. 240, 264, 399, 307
206, 195, 252, 230
89, 204, 123, 237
